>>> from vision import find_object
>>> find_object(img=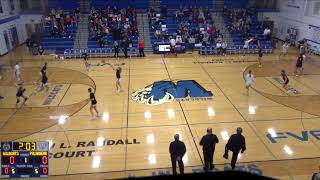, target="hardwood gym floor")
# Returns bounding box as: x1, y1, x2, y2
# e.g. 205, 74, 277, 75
0, 45, 319, 179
